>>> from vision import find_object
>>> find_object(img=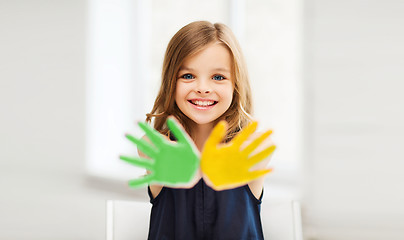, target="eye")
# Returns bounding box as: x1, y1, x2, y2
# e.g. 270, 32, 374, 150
212, 75, 226, 81
181, 74, 194, 80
